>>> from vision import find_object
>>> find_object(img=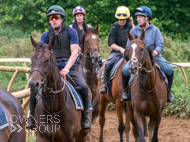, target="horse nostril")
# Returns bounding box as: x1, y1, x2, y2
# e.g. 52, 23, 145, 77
29, 81, 39, 89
